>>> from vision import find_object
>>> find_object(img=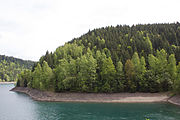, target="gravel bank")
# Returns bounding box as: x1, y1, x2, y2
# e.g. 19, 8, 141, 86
168, 95, 180, 106
11, 87, 172, 103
